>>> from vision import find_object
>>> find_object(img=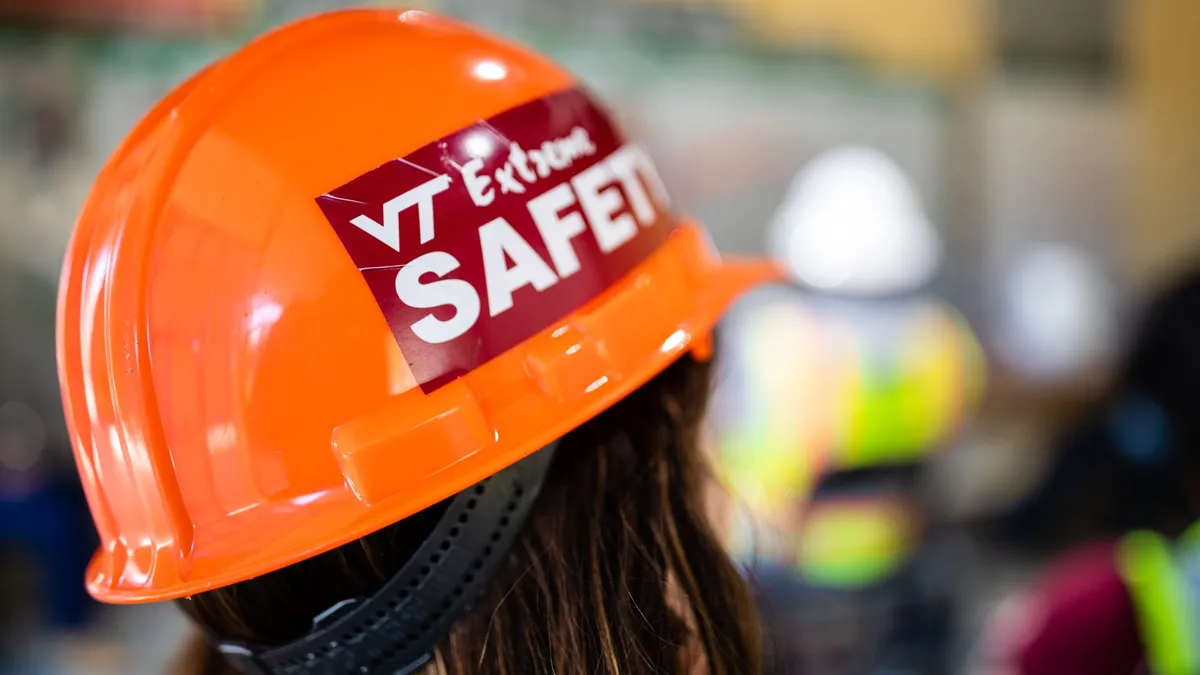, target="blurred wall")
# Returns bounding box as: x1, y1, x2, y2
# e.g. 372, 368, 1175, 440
629, 0, 988, 78
980, 80, 1127, 283
627, 73, 947, 257
1125, 0, 1200, 287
